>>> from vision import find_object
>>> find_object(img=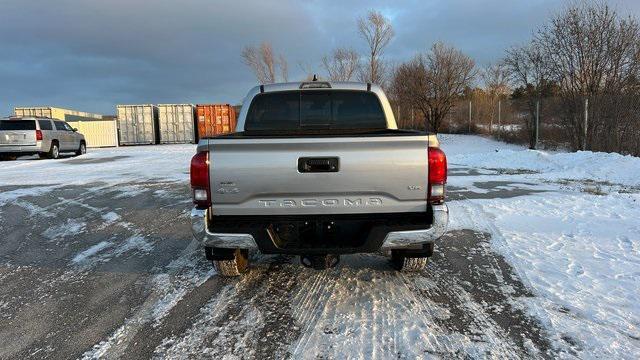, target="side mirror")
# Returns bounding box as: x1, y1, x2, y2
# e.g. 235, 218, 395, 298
72, 128, 78, 132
